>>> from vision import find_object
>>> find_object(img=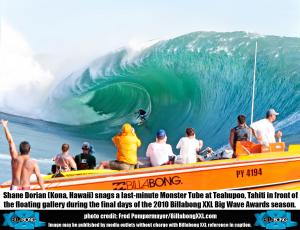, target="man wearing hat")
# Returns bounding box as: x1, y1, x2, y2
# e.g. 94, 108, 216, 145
146, 129, 175, 166
75, 142, 96, 170
251, 109, 283, 145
